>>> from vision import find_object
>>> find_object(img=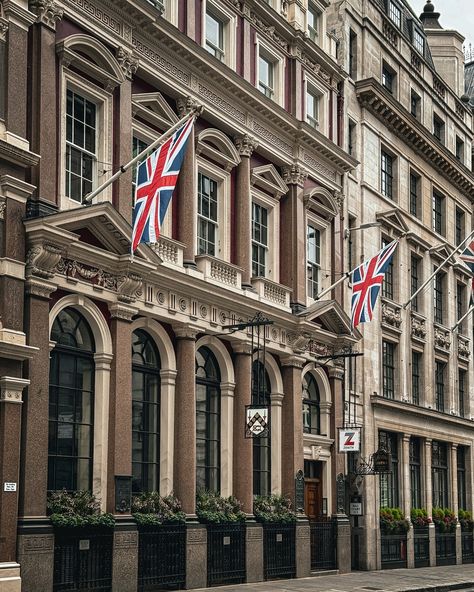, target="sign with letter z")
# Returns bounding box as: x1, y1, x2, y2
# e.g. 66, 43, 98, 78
338, 427, 361, 452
